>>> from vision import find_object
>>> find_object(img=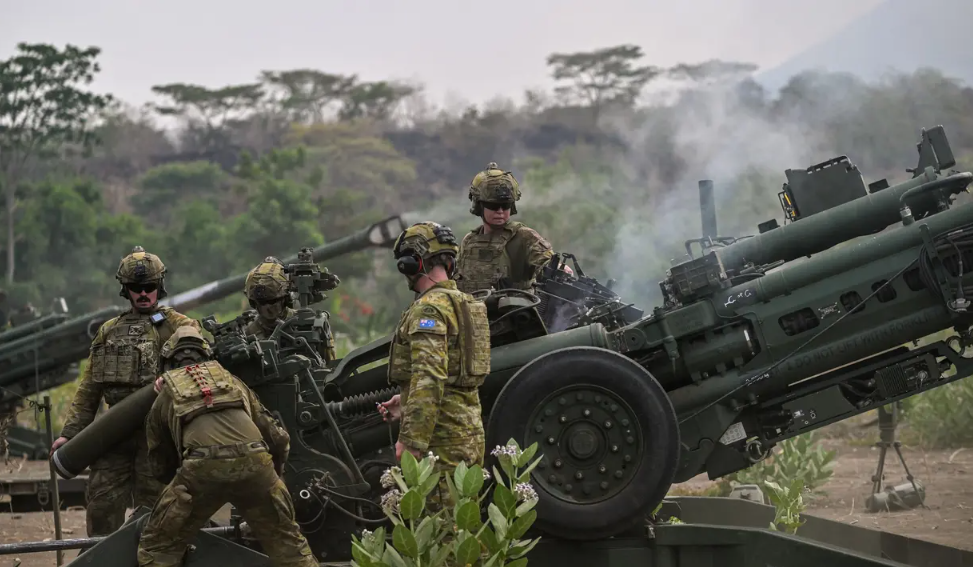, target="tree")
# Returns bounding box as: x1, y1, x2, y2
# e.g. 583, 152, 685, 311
546, 44, 660, 124
150, 82, 264, 152
338, 80, 417, 122
0, 42, 112, 283
261, 69, 356, 124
